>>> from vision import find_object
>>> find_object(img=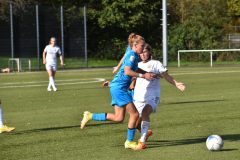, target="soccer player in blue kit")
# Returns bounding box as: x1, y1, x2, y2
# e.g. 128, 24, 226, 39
80, 34, 156, 150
